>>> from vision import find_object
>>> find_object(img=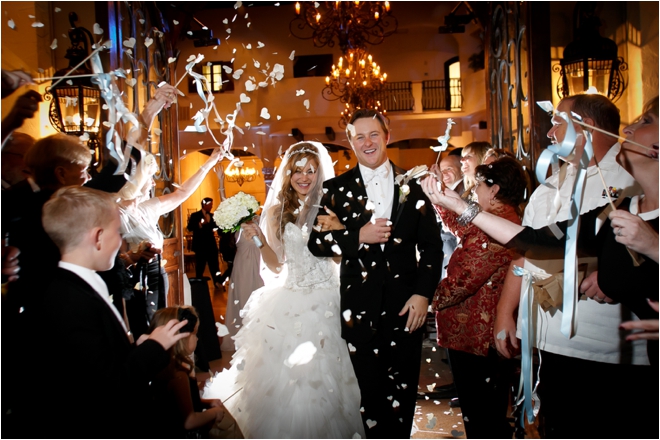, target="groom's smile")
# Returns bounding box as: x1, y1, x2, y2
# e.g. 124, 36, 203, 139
350, 118, 390, 170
